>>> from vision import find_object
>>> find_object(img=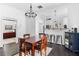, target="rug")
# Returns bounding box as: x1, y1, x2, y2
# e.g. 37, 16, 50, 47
14, 47, 52, 56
